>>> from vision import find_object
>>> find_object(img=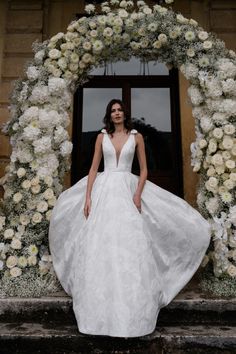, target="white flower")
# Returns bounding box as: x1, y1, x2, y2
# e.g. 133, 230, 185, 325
176, 14, 188, 24
203, 40, 212, 50
28, 244, 39, 256
187, 48, 195, 57
208, 176, 218, 188
222, 79, 236, 95
37, 201, 48, 213
34, 49, 45, 64
31, 176, 40, 186
18, 256, 28, 268
222, 136, 234, 150
50, 32, 64, 42
208, 139, 217, 153
212, 128, 223, 139
212, 112, 227, 124
11, 238, 22, 250
158, 33, 167, 44
27, 255, 37, 266
48, 196, 57, 207
199, 139, 207, 148
211, 153, 223, 166
30, 85, 49, 104
188, 85, 204, 105
223, 179, 234, 190
169, 27, 181, 39
6, 256, 18, 269
43, 188, 54, 200
10, 266, 22, 277
19, 214, 30, 226
200, 117, 213, 132
180, 63, 198, 79
207, 166, 215, 176
199, 56, 210, 67
185, 31, 195, 41
19, 106, 39, 126
118, 9, 128, 18
103, 27, 113, 37
85, 4, 95, 14
148, 23, 157, 32
22, 124, 41, 142
13, 192, 23, 203
227, 264, 236, 277
90, 30, 98, 38
46, 210, 52, 221
17, 168, 26, 178
32, 212, 43, 224
48, 49, 61, 59
143, 6, 152, 14
4, 228, 14, 239
225, 160, 235, 169
205, 197, 219, 214
198, 31, 208, 41
229, 172, 236, 182
220, 192, 232, 203
60, 140, 73, 156
165, 0, 174, 3
189, 18, 198, 26
48, 78, 67, 95
33, 136, 52, 154
44, 176, 53, 187
26, 66, 40, 81
216, 58, 236, 79
22, 179, 31, 189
